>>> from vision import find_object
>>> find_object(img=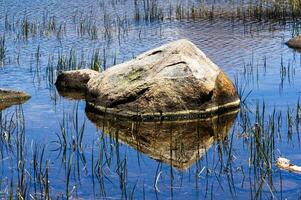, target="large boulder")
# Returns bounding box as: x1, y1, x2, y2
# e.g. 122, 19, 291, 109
0, 89, 31, 110
86, 39, 239, 120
